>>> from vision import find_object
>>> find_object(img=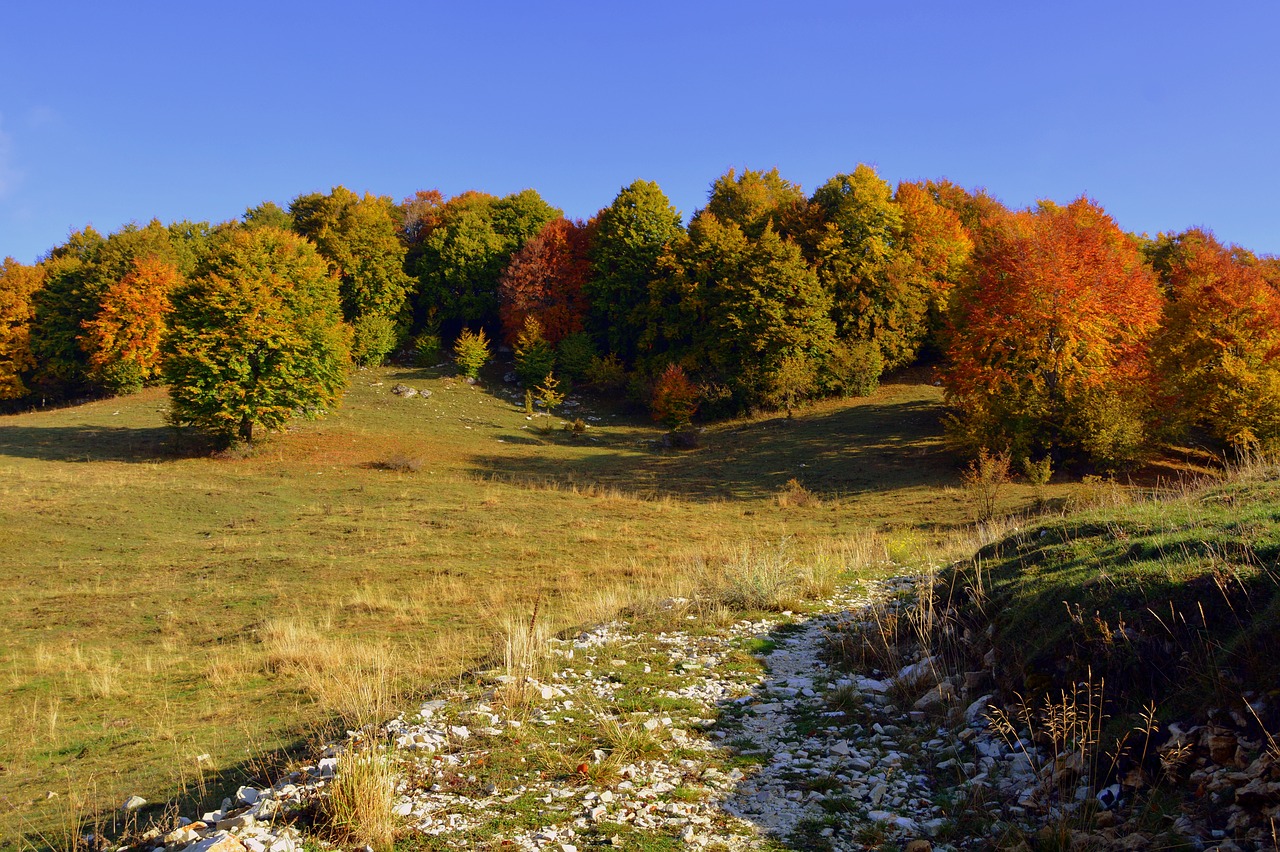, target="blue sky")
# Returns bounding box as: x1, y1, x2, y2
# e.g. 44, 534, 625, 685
2, 1, 1277, 263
